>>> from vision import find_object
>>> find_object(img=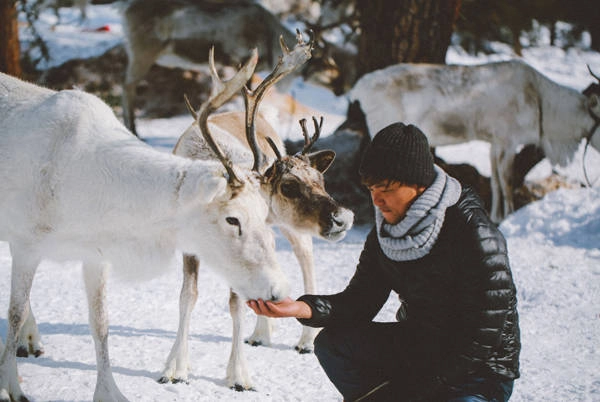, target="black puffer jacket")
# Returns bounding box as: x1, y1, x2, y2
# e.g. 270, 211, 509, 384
299, 187, 520, 386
